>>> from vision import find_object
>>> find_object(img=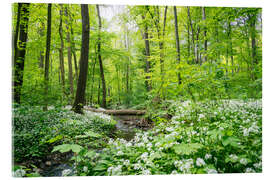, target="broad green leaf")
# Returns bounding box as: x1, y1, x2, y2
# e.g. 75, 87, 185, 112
173, 143, 203, 155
